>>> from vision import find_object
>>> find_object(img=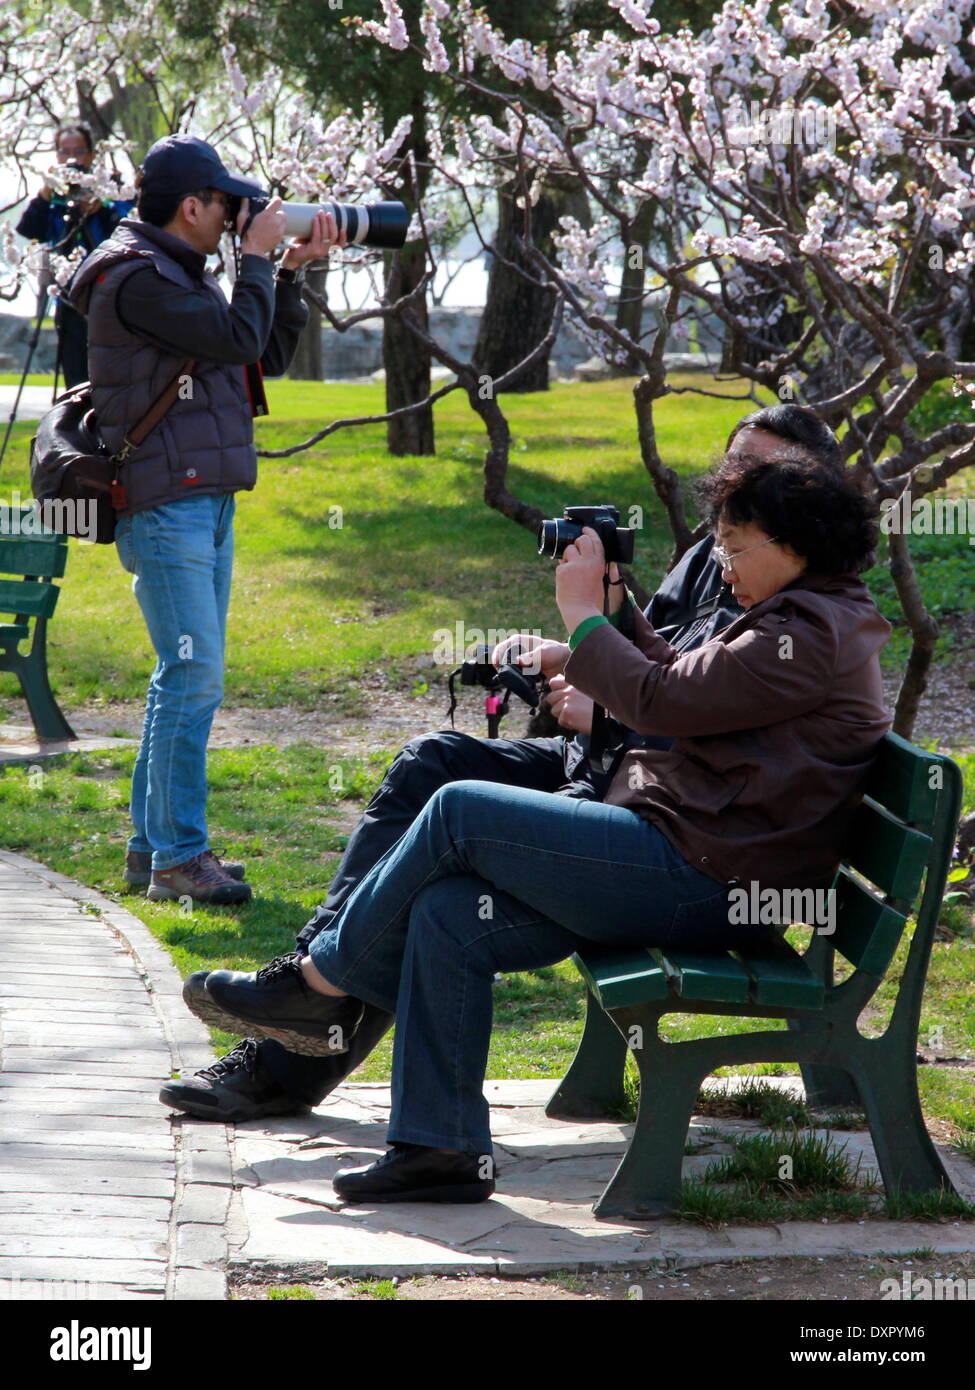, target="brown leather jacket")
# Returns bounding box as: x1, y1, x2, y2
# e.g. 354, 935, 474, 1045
563, 571, 892, 892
